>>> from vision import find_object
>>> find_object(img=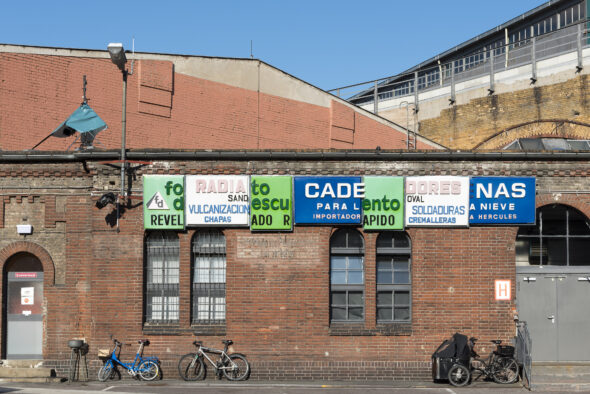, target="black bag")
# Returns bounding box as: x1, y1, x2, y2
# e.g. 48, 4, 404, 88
432, 333, 471, 381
